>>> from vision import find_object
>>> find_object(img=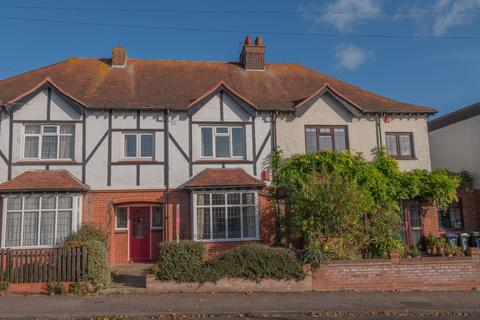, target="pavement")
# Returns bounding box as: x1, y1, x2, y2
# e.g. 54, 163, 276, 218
1, 291, 480, 319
